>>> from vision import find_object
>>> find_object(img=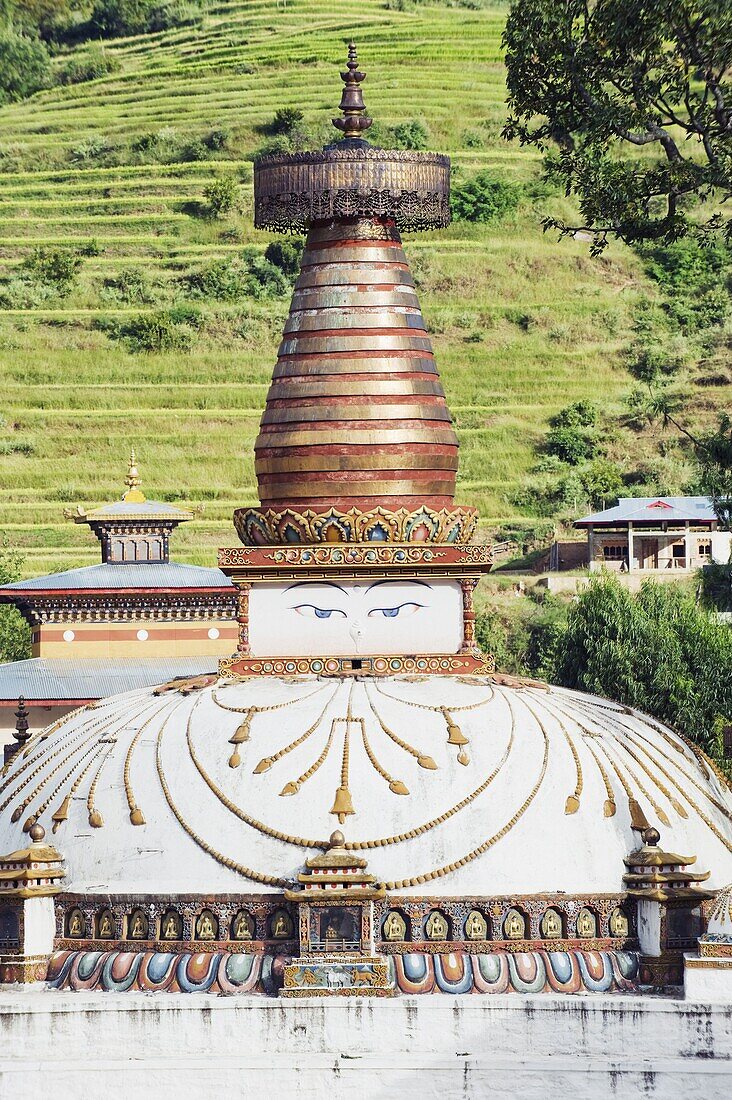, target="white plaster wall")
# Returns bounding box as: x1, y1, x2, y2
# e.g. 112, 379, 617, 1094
0, 992, 731, 1100
685, 961, 732, 1001
21, 897, 56, 956
711, 531, 732, 564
